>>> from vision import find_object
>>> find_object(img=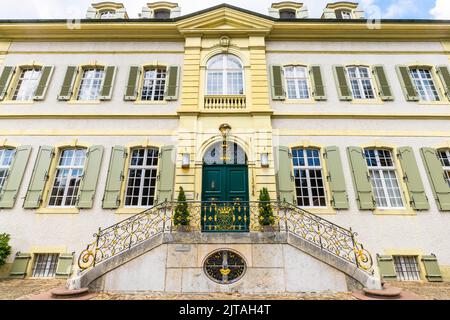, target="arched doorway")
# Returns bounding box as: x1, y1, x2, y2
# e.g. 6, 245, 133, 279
201, 141, 249, 232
